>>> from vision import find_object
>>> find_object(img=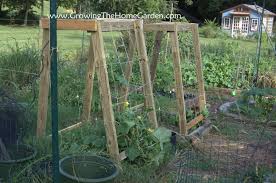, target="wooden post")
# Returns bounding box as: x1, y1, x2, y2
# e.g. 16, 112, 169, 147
118, 30, 136, 111
150, 31, 164, 82
191, 24, 206, 112
134, 20, 158, 129
170, 28, 187, 135
93, 22, 120, 162
81, 34, 96, 121
37, 28, 50, 137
